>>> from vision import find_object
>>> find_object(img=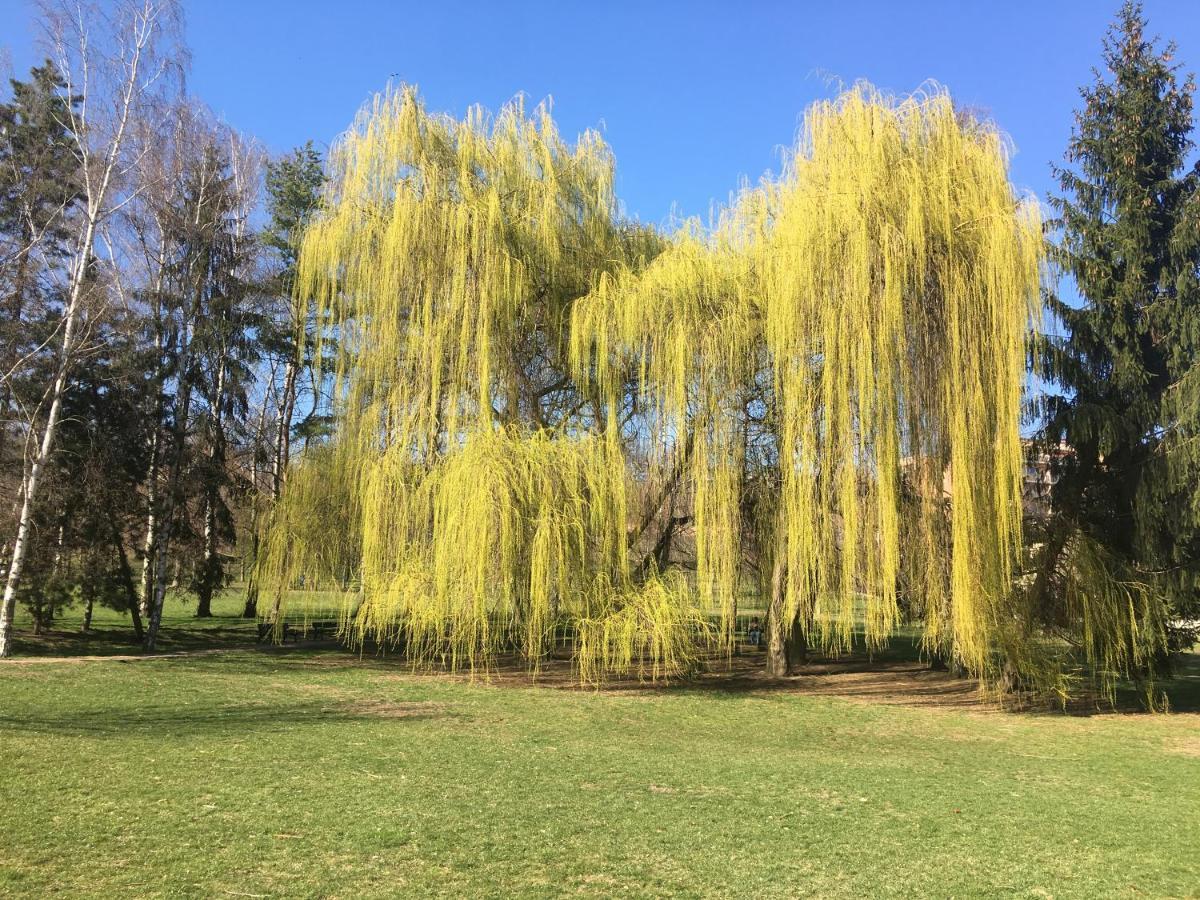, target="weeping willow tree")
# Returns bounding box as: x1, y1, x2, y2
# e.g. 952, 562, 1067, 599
571, 84, 1045, 684
256, 87, 711, 679
261, 81, 1158, 696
